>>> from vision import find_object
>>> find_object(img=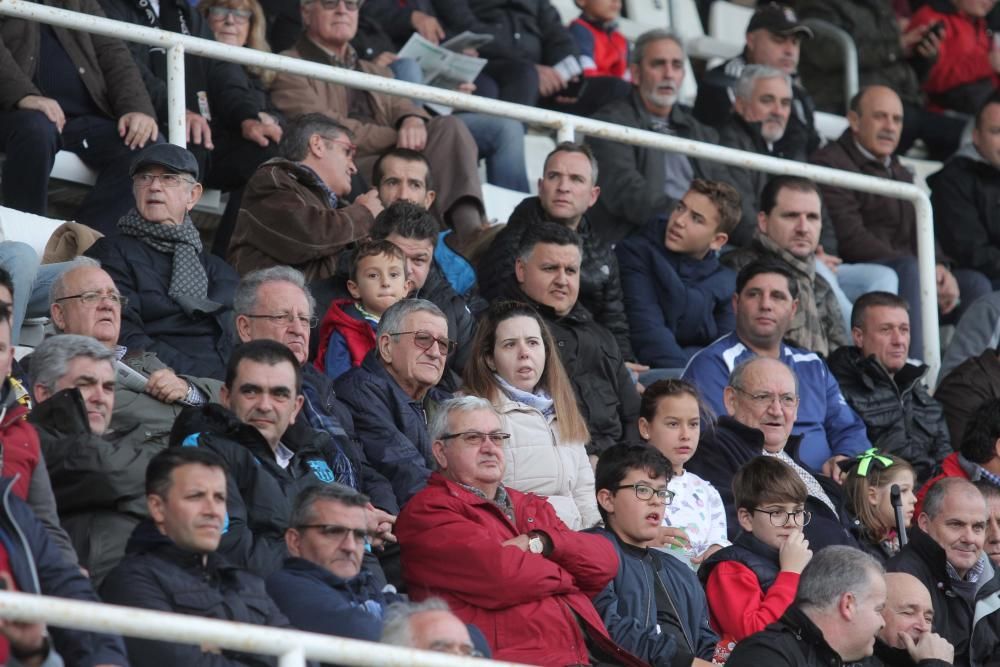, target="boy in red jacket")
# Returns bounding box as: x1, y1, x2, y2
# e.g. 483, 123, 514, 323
698, 456, 813, 661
